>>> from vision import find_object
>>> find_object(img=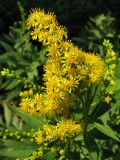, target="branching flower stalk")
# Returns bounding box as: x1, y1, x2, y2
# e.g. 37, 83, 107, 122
1, 68, 40, 89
